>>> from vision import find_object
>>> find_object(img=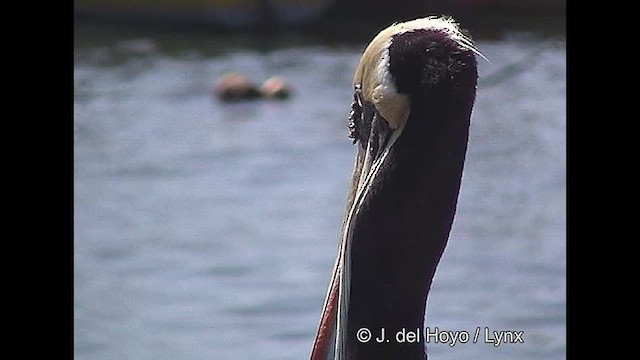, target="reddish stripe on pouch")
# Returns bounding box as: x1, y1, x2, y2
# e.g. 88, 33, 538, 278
310, 271, 340, 360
